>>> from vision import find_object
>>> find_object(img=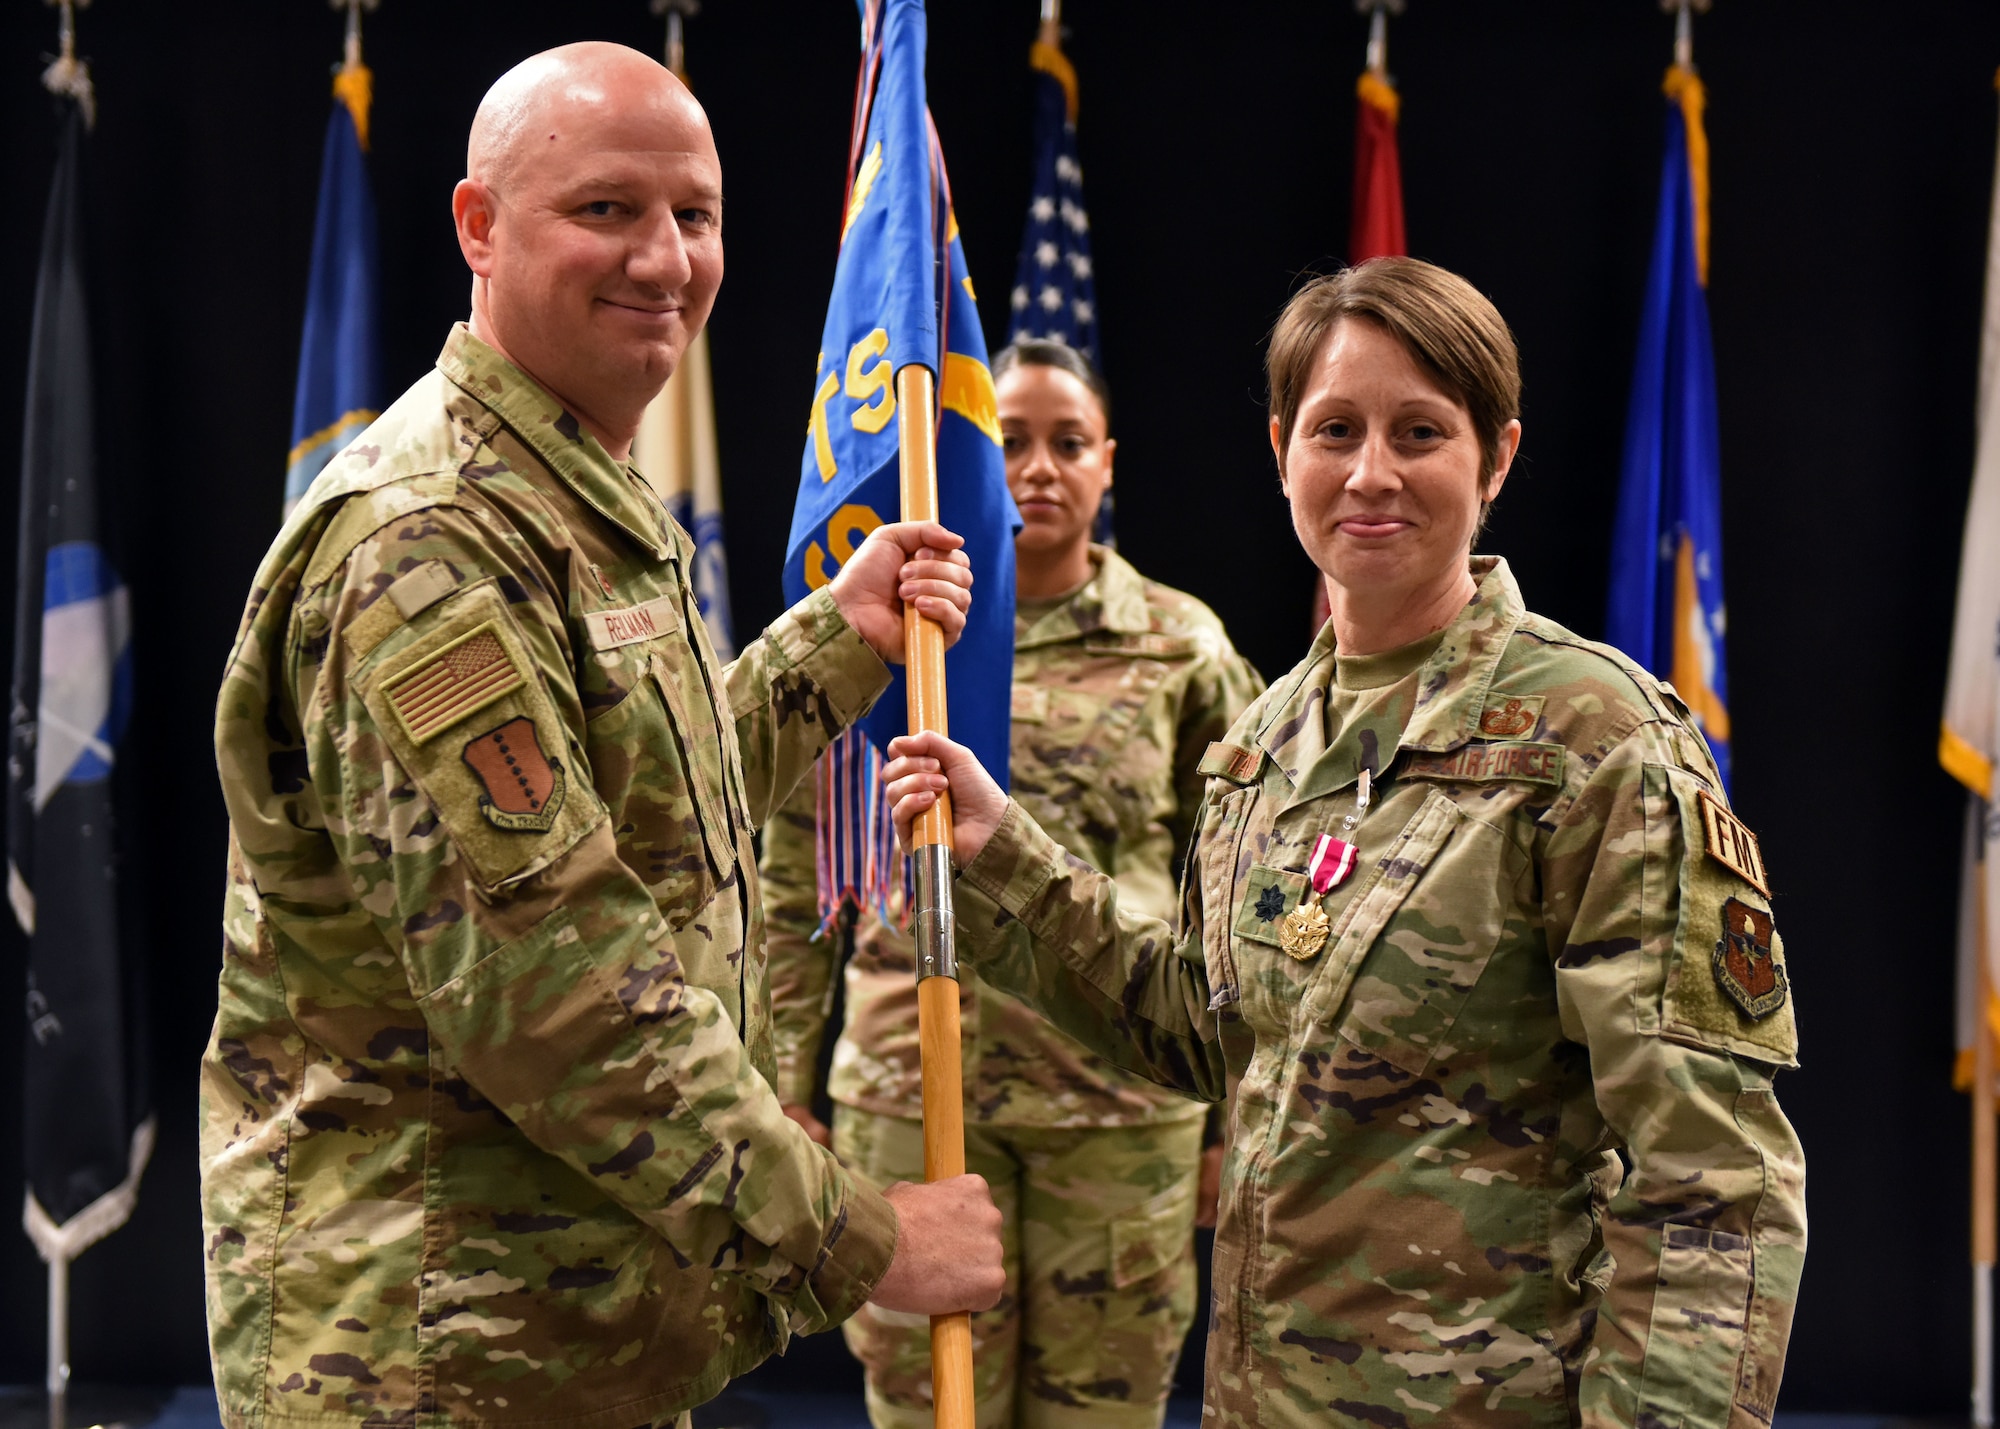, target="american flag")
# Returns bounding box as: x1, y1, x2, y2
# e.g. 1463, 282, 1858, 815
1008, 34, 1096, 361
1009, 29, 1110, 541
